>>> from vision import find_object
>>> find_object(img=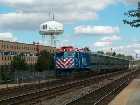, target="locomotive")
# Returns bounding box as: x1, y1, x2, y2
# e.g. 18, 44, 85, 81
54, 46, 129, 76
